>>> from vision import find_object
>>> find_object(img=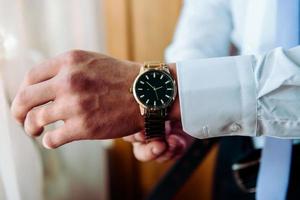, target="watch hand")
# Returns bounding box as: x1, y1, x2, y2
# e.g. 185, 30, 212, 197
145, 81, 158, 100
154, 90, 159, 100
155, 86, 163, 91
146, 82, 155, 90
